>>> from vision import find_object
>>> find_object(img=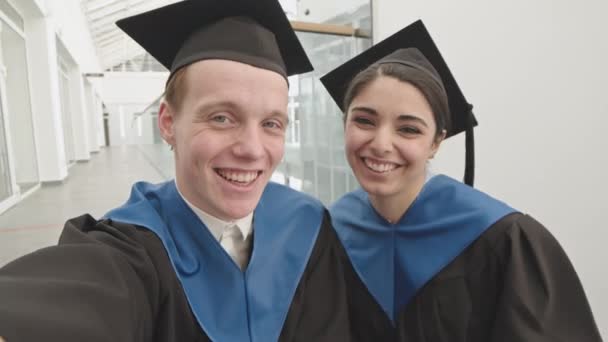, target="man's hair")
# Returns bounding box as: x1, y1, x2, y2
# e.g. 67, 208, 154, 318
163, 65, 190, 112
